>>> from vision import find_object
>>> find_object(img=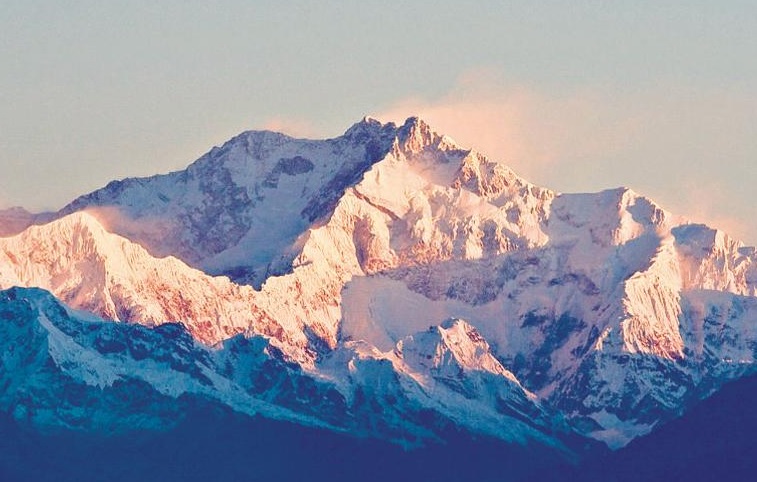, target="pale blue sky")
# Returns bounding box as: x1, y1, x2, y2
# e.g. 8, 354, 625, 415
1, 1, 756, 242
